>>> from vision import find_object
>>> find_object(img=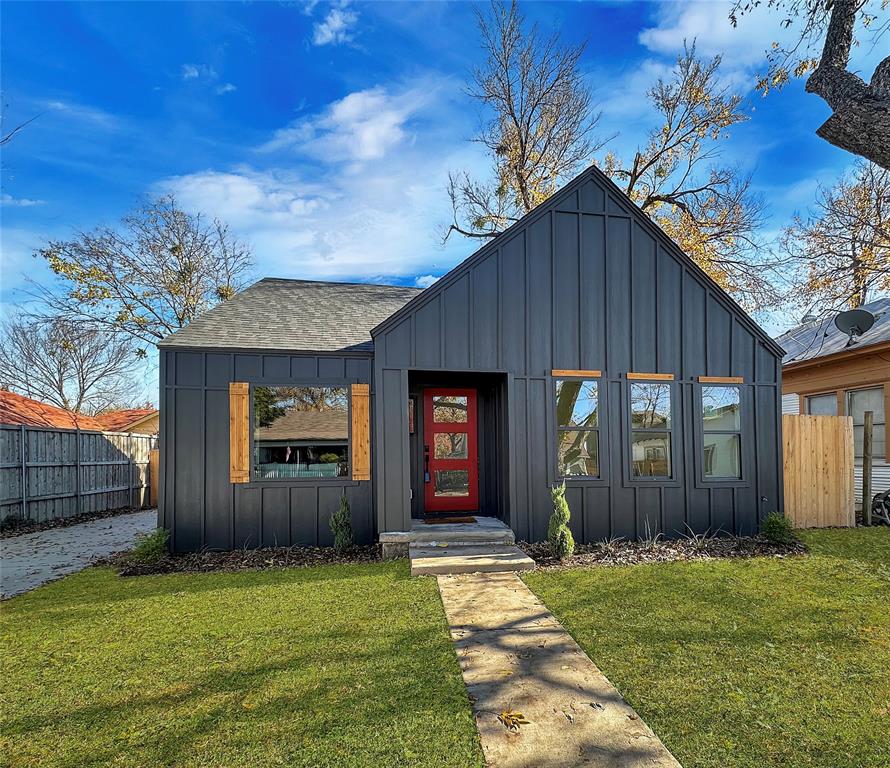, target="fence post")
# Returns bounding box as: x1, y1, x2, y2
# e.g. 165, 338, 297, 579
20, 424, 27, 521
75, 428, 82, 516
862, 410, 873, 526
128, 433, 134, 509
